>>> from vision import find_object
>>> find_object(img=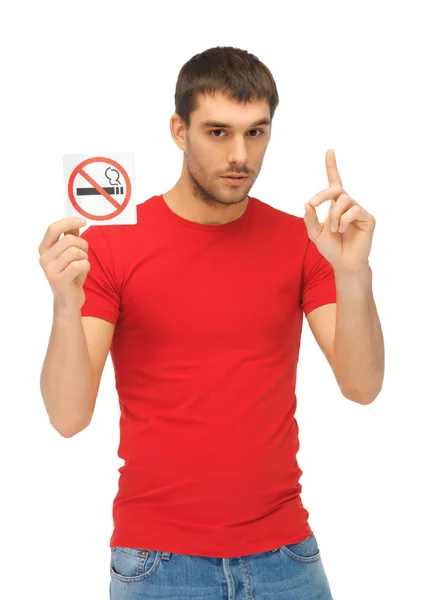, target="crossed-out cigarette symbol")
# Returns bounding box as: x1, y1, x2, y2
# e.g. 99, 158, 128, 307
68, 156, 132, 221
